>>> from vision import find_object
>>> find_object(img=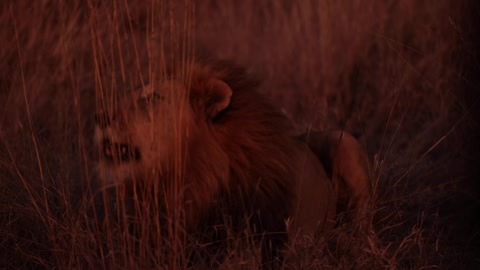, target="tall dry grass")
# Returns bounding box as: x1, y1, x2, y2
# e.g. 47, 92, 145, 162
1, 0, 478, 269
